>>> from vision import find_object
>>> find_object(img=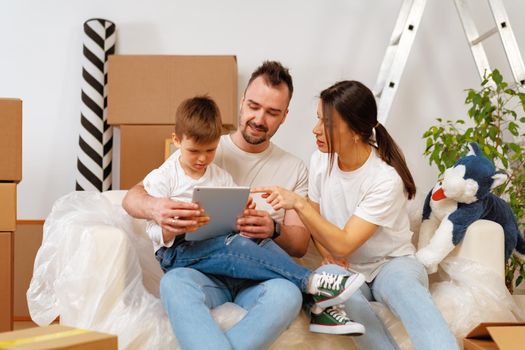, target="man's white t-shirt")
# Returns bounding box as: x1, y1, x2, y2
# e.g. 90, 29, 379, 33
143, 149, 235, 251
308, 149, 415, 282
214, 134, 308, 222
